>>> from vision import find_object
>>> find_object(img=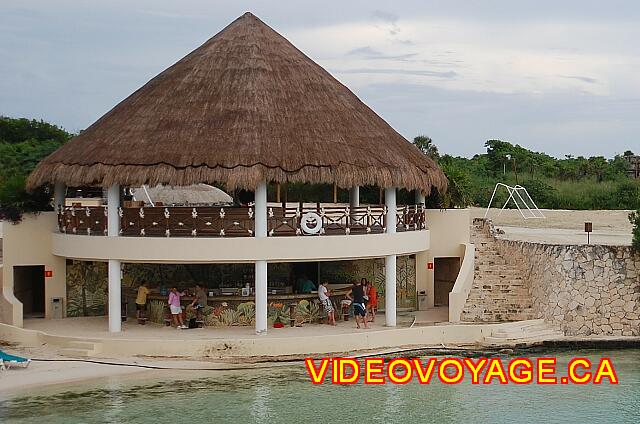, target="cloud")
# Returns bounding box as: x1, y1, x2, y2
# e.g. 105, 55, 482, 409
559, 75, 599, 84
336, 68, 457, 79
371, 9, 401, 36
346, 46, 417, 61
